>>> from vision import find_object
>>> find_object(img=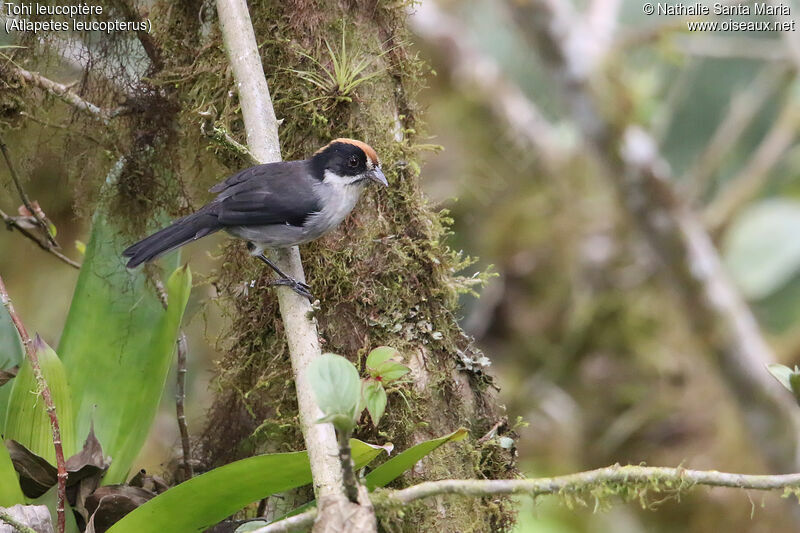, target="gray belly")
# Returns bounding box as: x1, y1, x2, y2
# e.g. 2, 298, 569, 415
226, 182, 364, 248
226, 224, 315, 248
